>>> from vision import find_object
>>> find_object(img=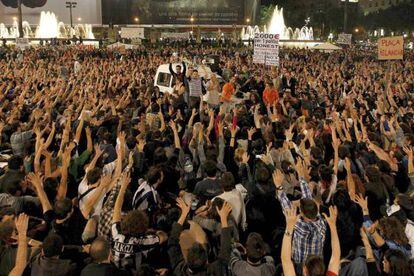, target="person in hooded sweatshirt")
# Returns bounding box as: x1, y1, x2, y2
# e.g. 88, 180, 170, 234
230, 232, 276, 276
